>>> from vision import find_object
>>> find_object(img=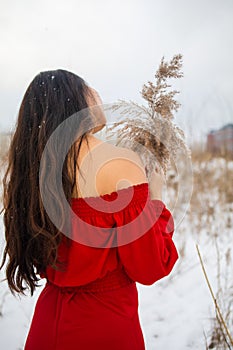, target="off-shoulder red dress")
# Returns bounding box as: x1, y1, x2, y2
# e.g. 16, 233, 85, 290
24, 182, 178, 350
